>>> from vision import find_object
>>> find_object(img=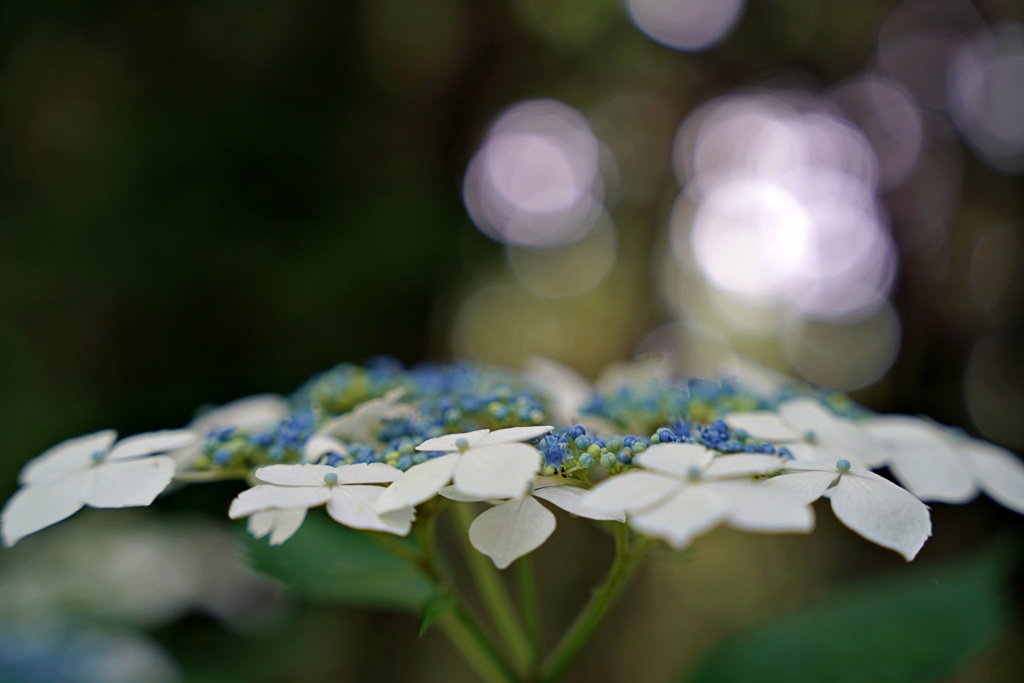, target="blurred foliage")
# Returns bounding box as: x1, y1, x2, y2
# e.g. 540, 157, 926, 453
685, 536, 1018, 683
243, 514, 432, 612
